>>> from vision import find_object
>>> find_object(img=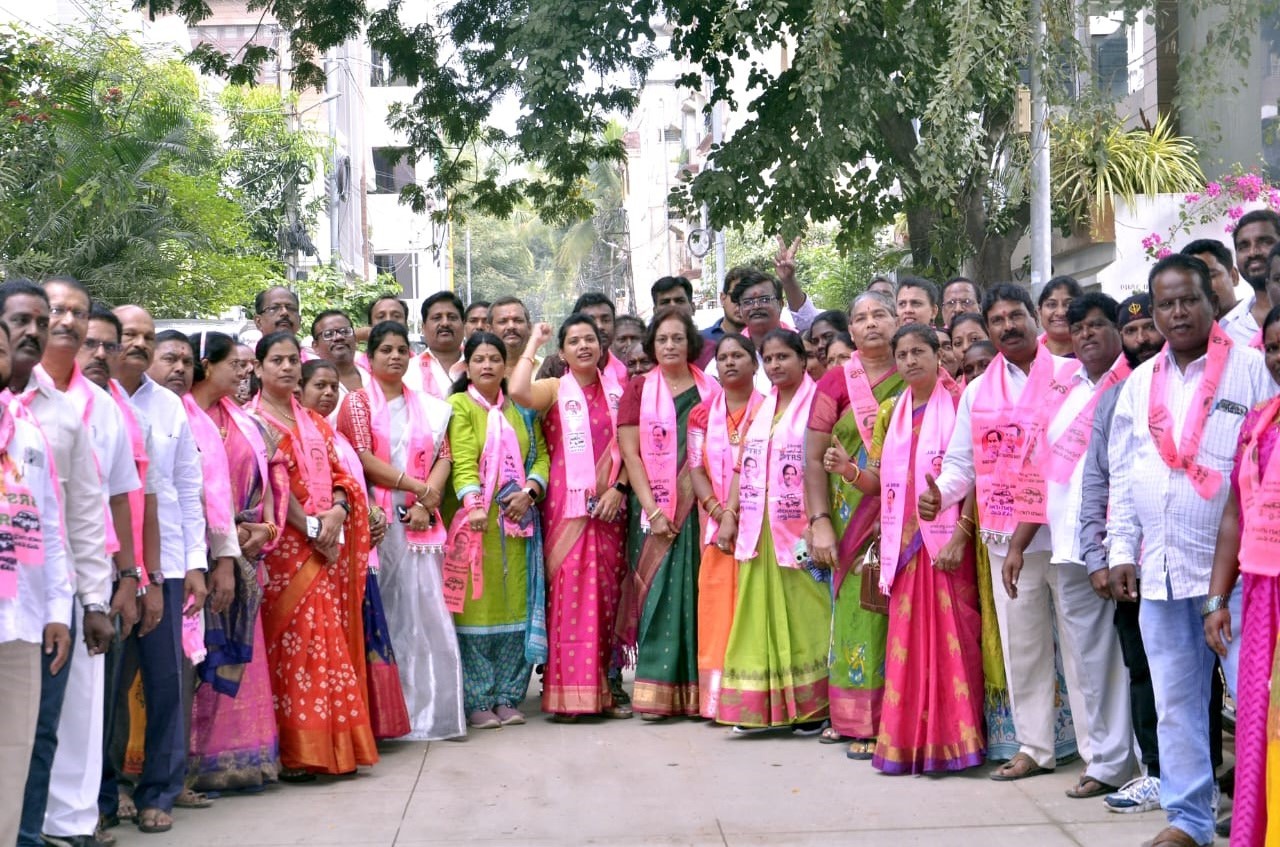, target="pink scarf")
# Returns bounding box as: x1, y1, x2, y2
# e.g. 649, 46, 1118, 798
557, 369, 624, 519
734, 375, 816, 567
366, 380, 444, 549
107, 381, 150, 578
969, 345, 1074, 538
1043, 355, 1132, 483
878, 370, 962, 592
1239, 396, 1280, 576
414, 351, 461, 399
603, 351, 629, 386
251, 394, 332, 513
1249, 327, 1264, 352
181, 393, 236, 539
843, 353, 886, 448
468, 386, 531, 537
639, 368, 721, 528
1148, 322, 1233, 500
42, 364, 121, 555
694, 390, 764, 545
0, 407, 44, 600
